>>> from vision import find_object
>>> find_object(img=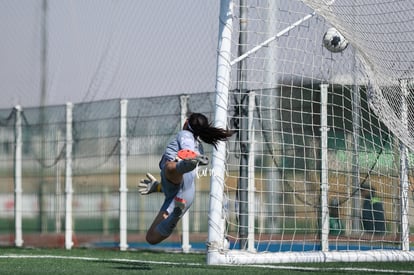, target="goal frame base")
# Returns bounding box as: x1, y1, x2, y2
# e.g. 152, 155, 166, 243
207, 249, 414, 265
